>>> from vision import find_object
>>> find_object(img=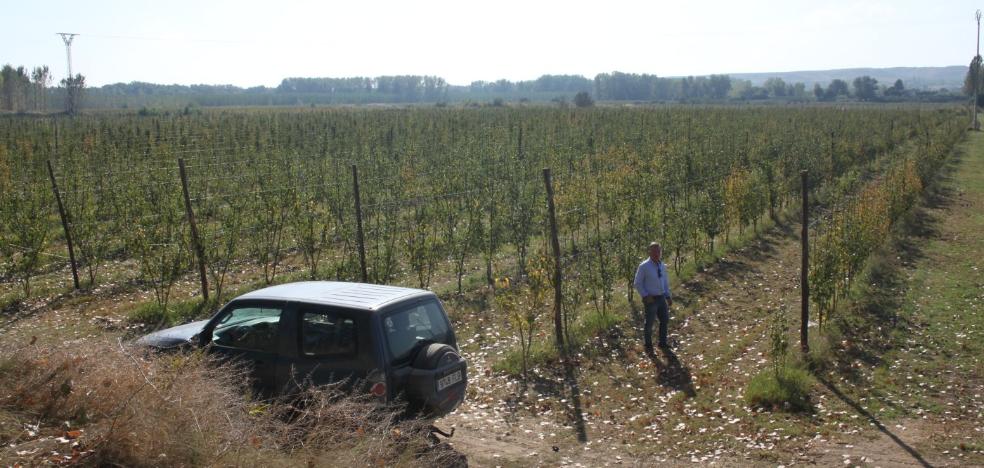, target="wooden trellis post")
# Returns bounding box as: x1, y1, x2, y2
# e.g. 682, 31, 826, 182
543, 168, 566, 356
800, 170, 810, 355
178, 158, 209, 301
352, 164, 368, 283
46, 160, 80, 290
